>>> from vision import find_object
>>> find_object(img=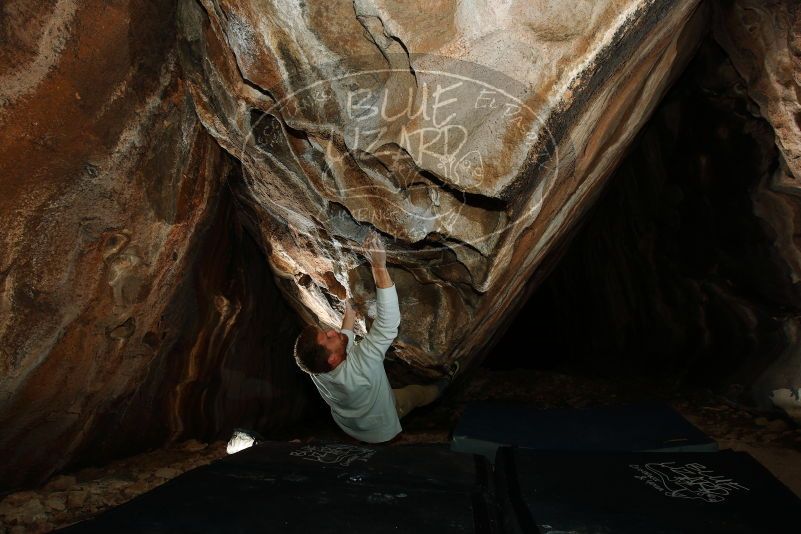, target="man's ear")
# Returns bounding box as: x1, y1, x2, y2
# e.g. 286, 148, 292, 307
327, 353, 340, 367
